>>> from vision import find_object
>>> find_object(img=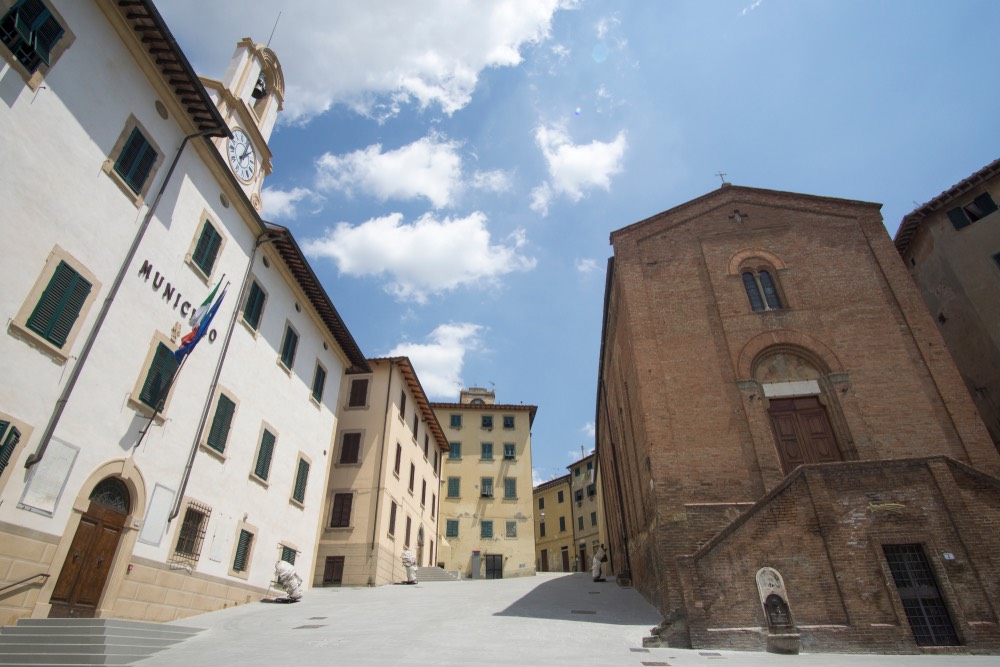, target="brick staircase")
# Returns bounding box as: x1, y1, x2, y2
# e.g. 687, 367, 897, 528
0, 618, 201, 666
416, 566, 460, 582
